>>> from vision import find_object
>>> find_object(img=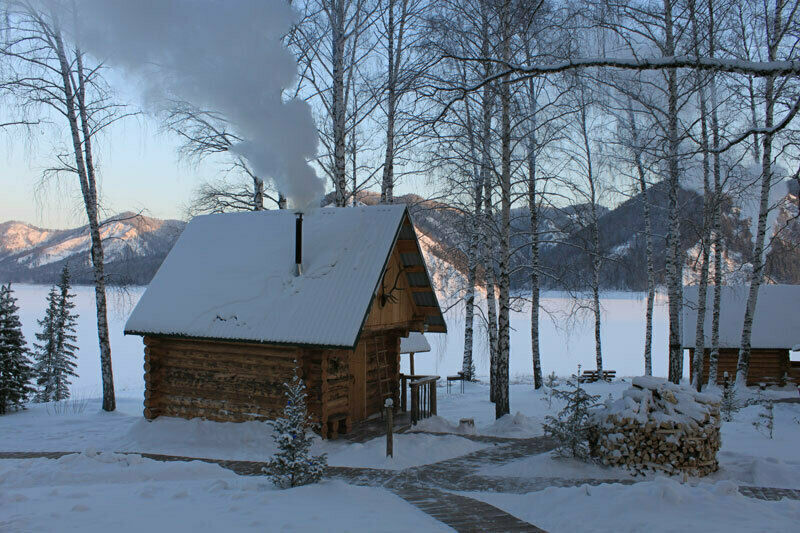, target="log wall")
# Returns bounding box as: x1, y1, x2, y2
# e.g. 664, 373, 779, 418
143, 337, 306, 423
689, 348, 792, 386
